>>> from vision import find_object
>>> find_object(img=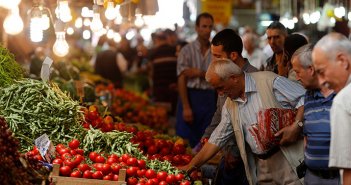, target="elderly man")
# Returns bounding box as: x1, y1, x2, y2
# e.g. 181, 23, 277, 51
292, 44, 339, 184
182, 58, 305, 185
312, 32, 351, 184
